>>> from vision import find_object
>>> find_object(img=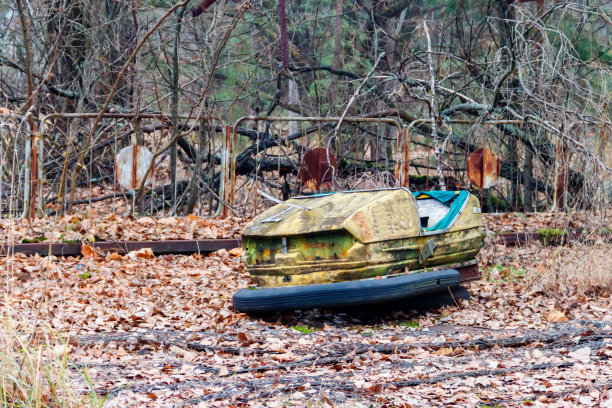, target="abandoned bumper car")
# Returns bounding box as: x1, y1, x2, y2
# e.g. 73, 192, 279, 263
233, 188, 484, 312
